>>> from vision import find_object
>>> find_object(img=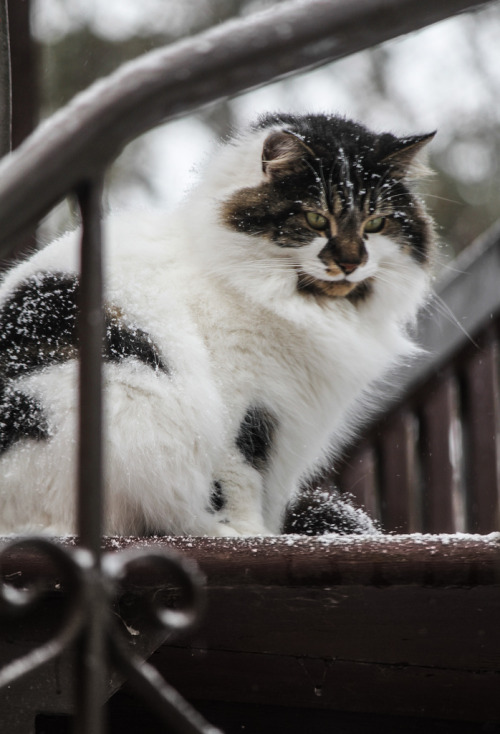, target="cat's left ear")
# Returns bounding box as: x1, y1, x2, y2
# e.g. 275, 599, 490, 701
262, 130, 314, 180
381, 131, 436, 179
